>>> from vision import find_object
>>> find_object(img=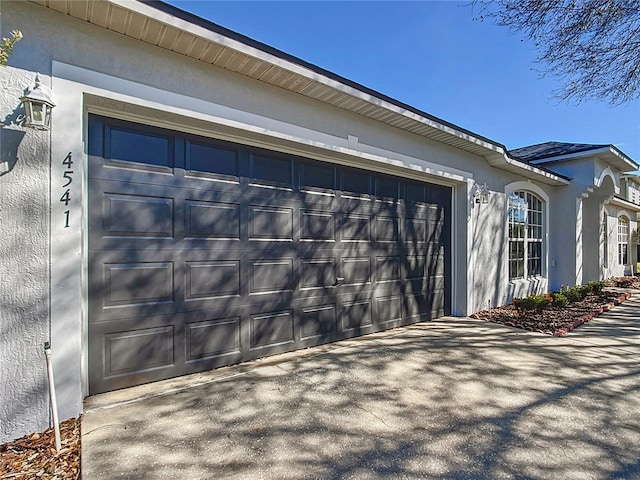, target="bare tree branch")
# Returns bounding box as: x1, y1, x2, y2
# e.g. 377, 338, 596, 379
473, 1, 640, 104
